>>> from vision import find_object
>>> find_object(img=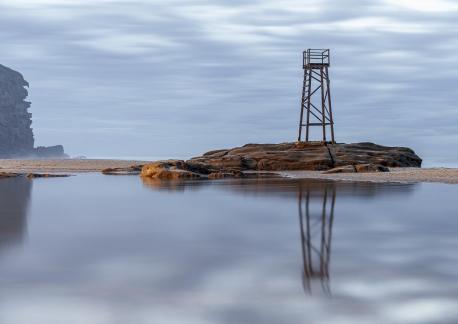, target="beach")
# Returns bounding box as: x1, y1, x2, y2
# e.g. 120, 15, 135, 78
1, 159, 458, 184
0, 159, 148, 173
279, 168, 458, 184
